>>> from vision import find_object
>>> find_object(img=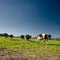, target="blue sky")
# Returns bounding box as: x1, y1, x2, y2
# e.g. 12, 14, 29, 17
0, 0, 60, 37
